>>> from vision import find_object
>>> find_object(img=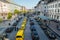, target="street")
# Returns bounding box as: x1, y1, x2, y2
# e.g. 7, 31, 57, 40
0, 0, 60, 40
0, 16, 60, 40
